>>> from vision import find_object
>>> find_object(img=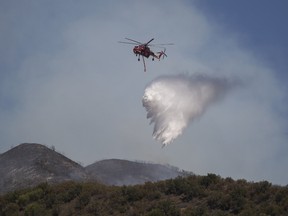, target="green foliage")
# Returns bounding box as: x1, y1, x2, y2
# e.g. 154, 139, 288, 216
1, 174, 288, 215
161, 176, 204, 201
24, 202, 46, 216
122, 185, 145, 202
55, 181, 82, 203
3, 202, 19, 216
200, 173, 220, 188
146, 200, 180, 216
